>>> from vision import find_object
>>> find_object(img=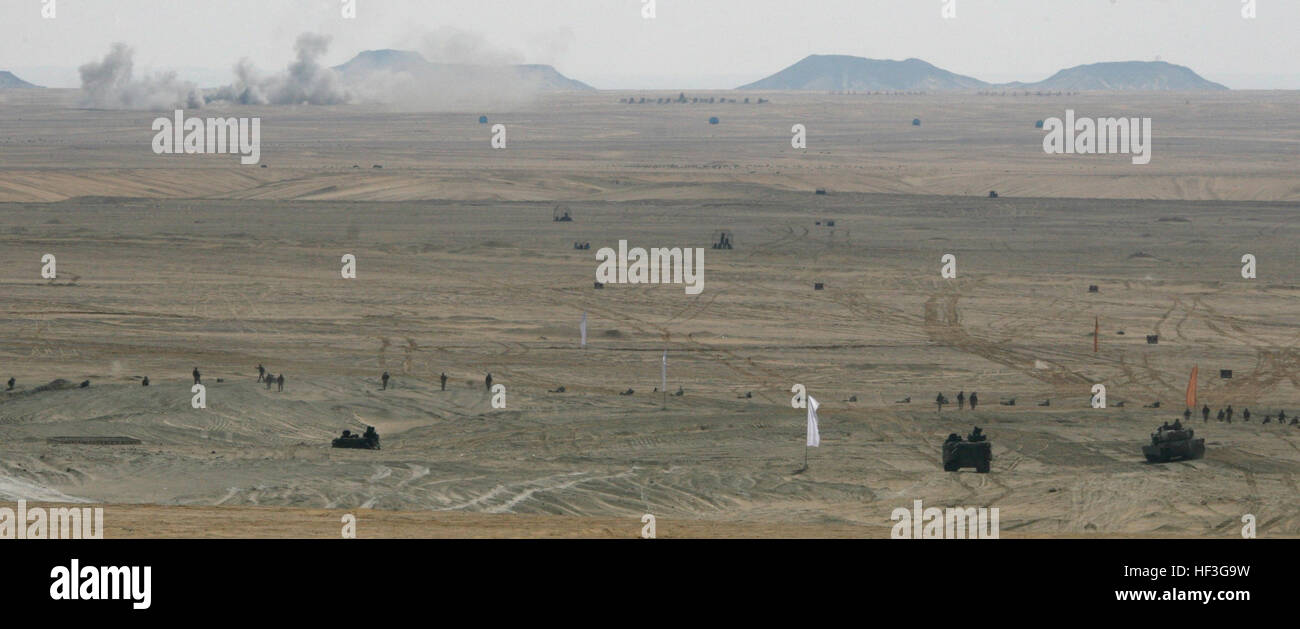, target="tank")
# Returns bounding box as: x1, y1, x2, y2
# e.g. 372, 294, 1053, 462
942, 430, 992, 473
1142, 425, 1204, 462
332, 427, 381, 450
